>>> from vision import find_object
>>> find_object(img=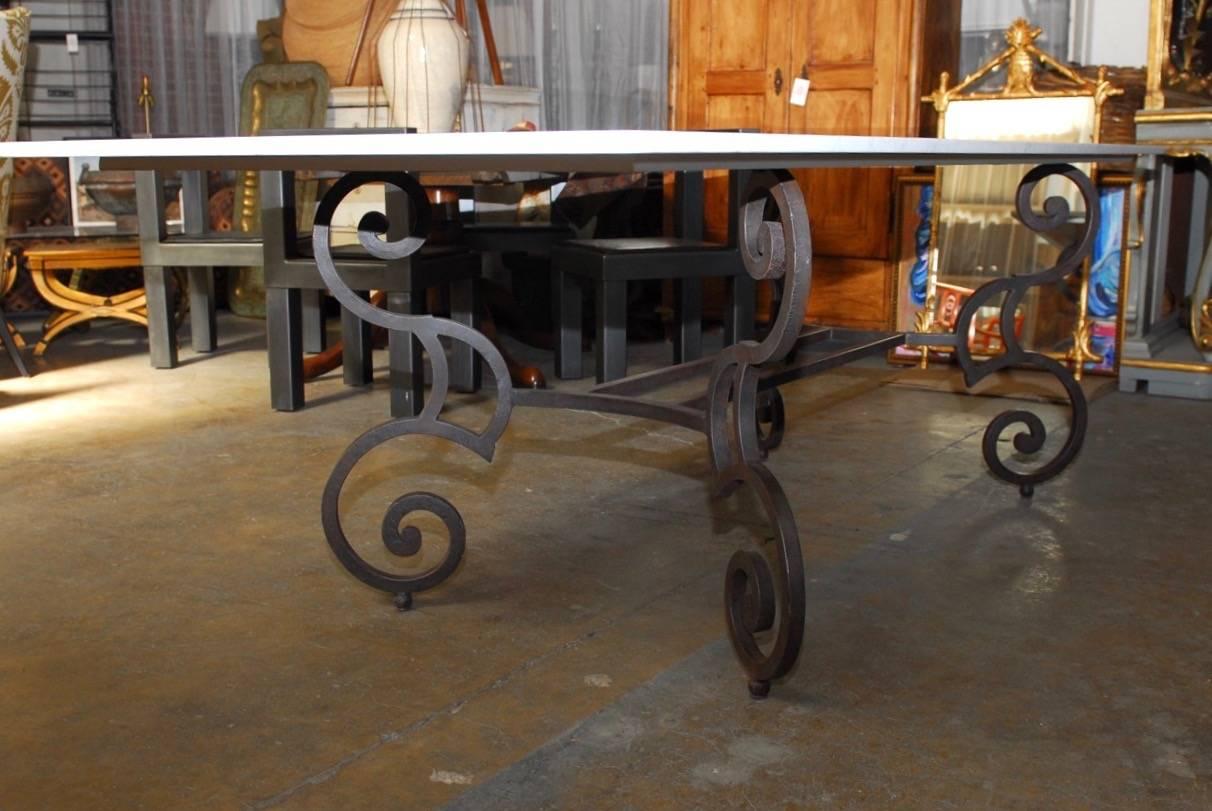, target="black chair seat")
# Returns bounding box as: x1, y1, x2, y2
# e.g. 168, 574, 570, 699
552, 170, 755, 384
562, 237, 726, 254
292, 236, 471, 261
159, 232, 261, 246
